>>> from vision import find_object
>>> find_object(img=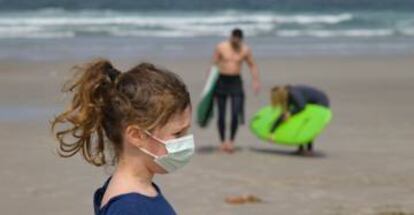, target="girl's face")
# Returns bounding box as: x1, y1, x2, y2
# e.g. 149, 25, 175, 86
130, 106, 192, 174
